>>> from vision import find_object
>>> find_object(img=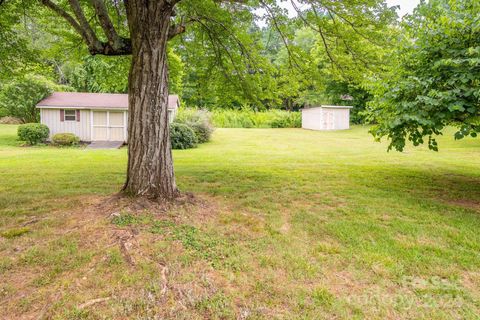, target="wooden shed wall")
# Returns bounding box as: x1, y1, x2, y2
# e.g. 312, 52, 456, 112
40, 109, 91, 141
301, 107, 350, 130
333, 109, 350, 130
302, 108, 324, 130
